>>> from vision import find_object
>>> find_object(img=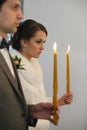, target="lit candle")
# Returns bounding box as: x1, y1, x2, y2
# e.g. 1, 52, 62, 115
66, 45, 70, 93
53, 42, 58, 125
